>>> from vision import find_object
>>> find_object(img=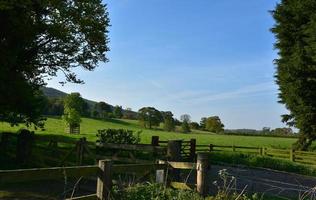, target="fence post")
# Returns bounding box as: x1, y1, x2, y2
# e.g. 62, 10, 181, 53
259, 147, 263, 156
262, 147, 266, 156
232, 145, 236, 152
156, 160, 166, 184
209, 144, 213, 152
190, 139, 196, 161
290, 148, 295, 162
151, 136, 159, 146
97, 159, 113, 200
196, 152, 209, 196
167, 140, 182, 181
